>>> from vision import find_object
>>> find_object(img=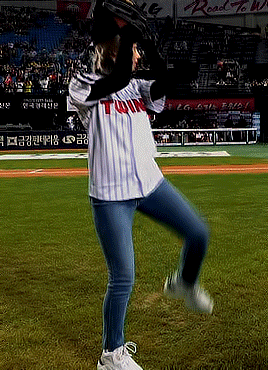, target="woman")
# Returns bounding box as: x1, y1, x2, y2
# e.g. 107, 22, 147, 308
69, 5, 213, 369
